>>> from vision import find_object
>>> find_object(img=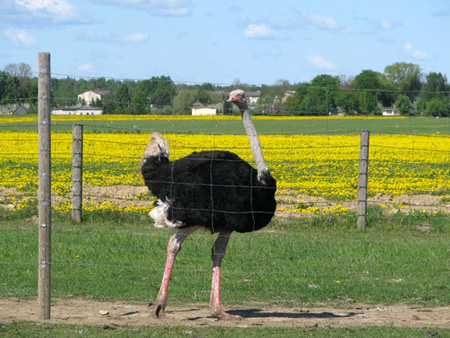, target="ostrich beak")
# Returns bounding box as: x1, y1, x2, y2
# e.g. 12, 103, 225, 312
227, 96, 242, 102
